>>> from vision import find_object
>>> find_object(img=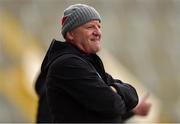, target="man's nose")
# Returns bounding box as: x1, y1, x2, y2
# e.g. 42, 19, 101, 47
93, 27, 101, 36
